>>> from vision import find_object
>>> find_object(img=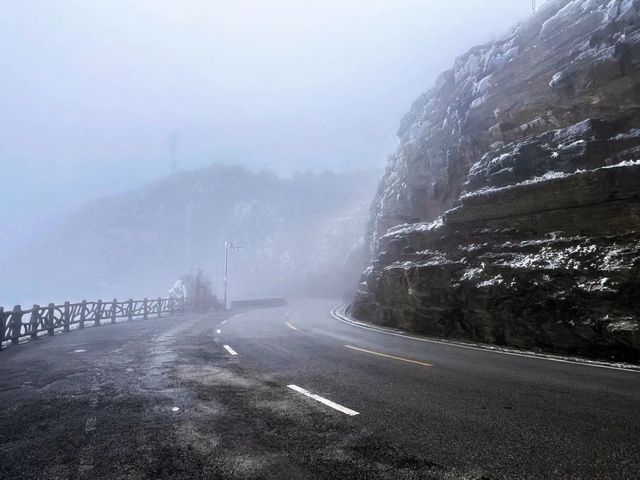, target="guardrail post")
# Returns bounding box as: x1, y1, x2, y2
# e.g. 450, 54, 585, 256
111, 299, 117, 324
79, 300, 87, 329
63, 302, 71, 332
157, 297, 162, 317
95, 300, 102, 326
127, 299, 133, 321
30, 305, 40, 339
46, 303, 55, 336
11, 305, 23, 344
143, 298, 148, 320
